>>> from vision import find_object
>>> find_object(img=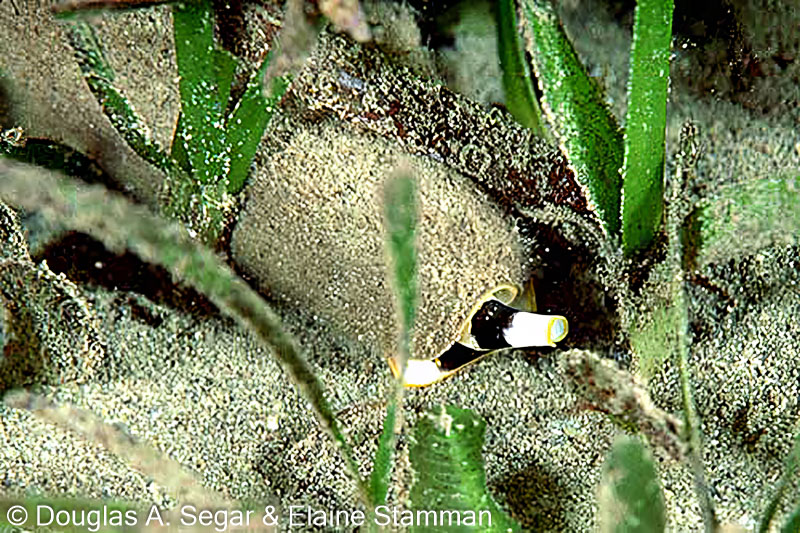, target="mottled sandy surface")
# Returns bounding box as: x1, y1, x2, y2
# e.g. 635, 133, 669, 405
2, 0, 800, 531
